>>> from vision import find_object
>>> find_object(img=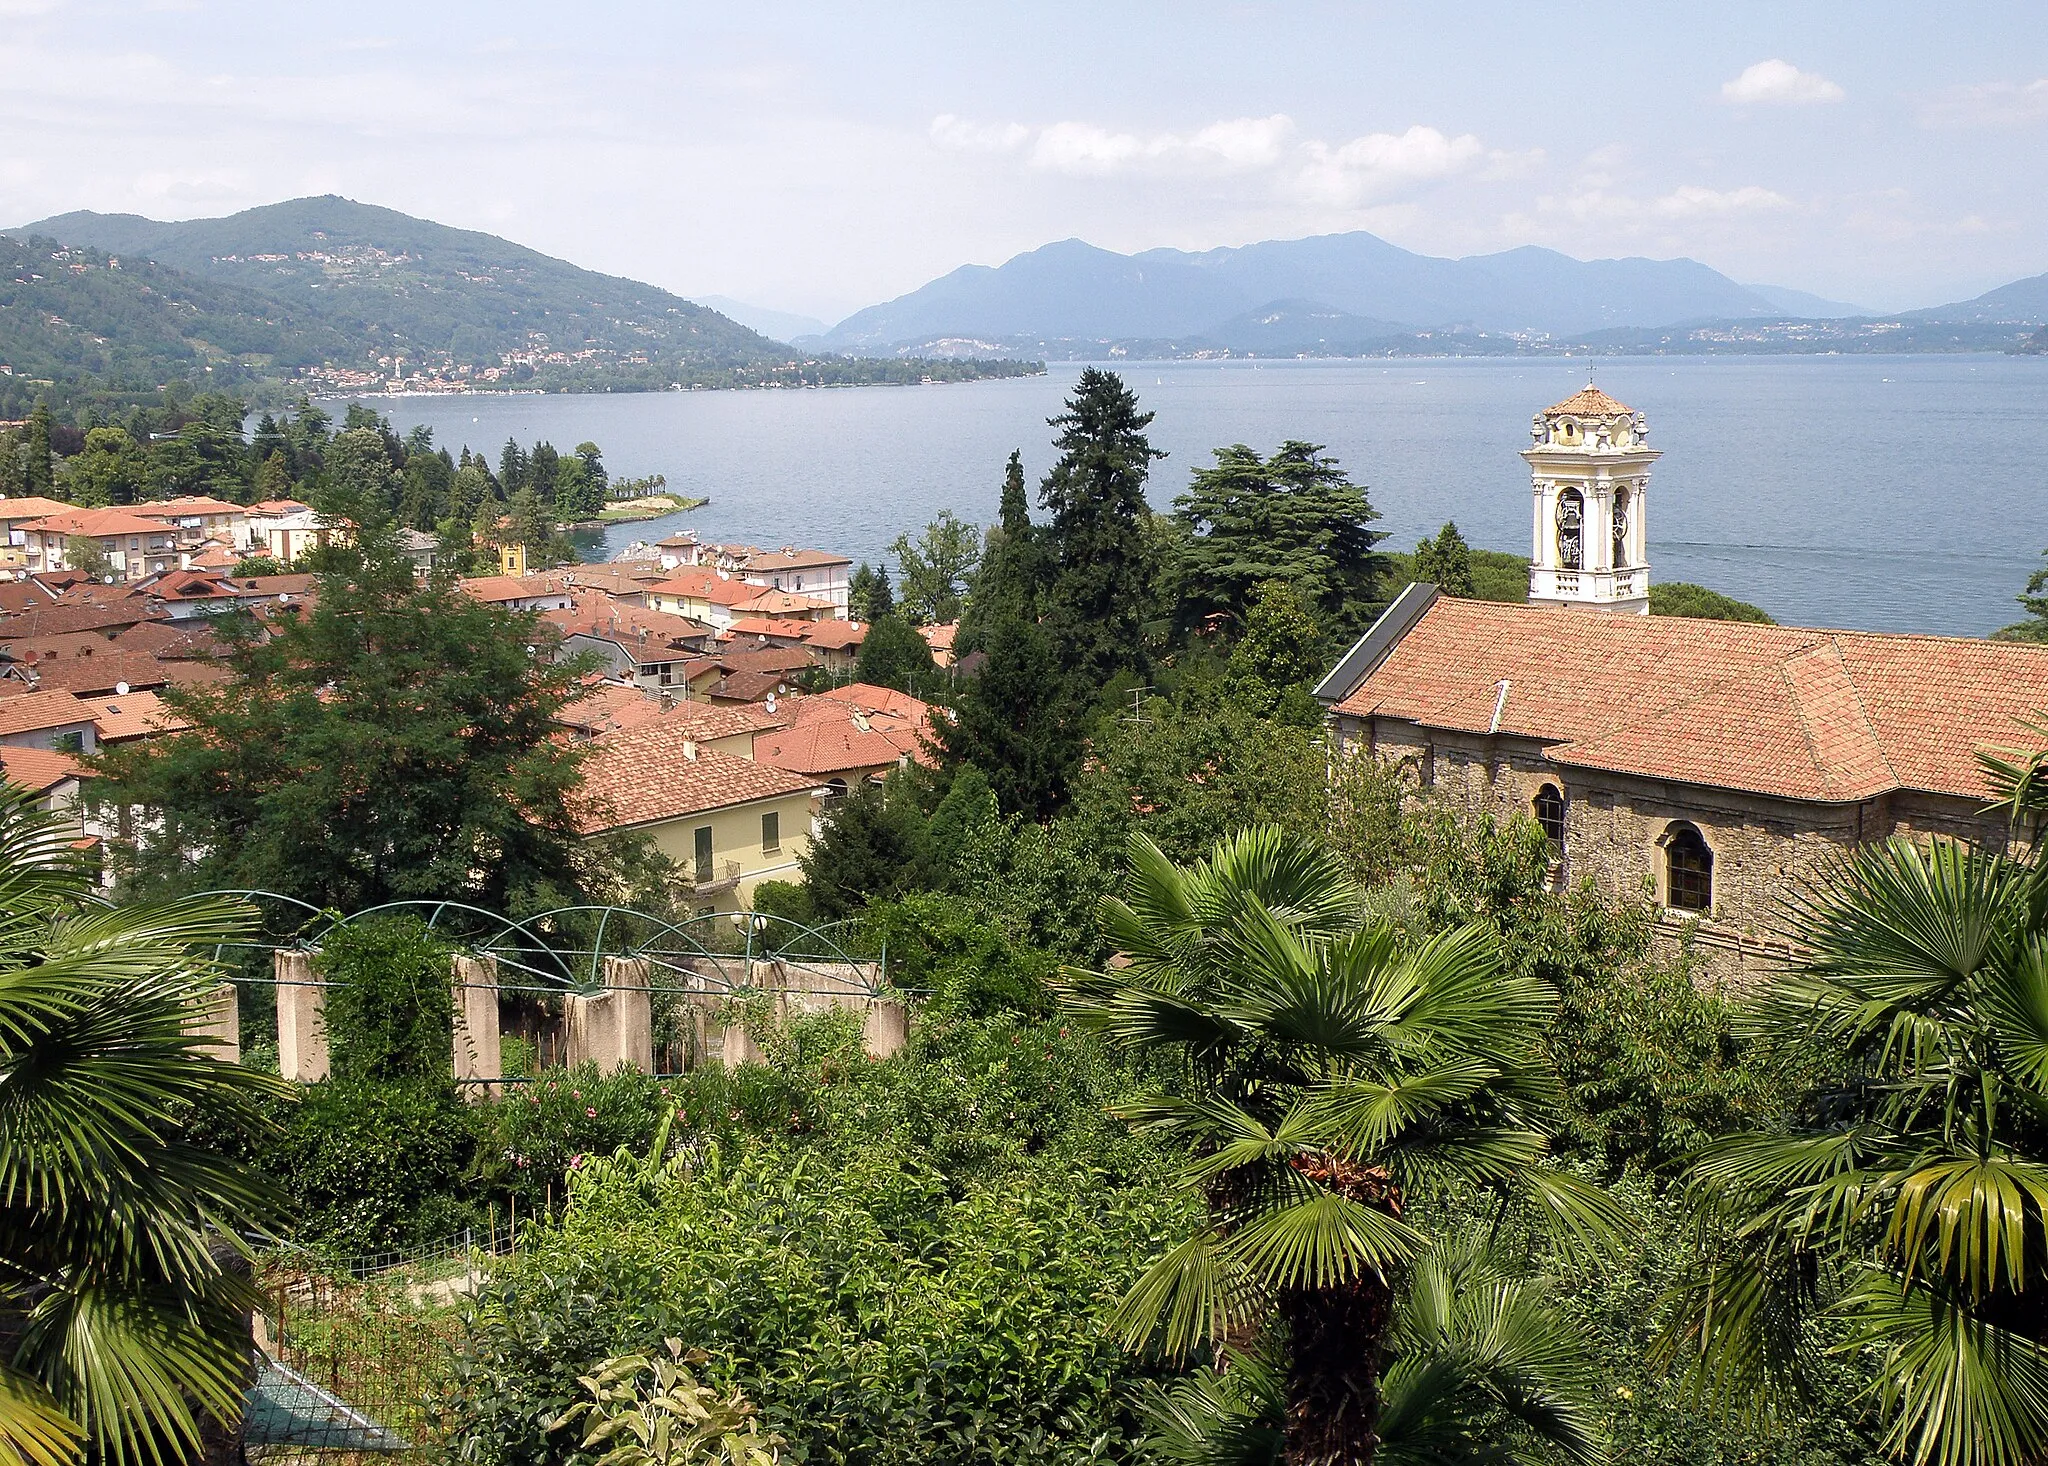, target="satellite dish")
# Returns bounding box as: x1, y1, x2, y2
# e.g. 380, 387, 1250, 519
764, 693, 776, 713
277, 593, 291, 603
12, 570, 24, 582
114, 681, 129, 696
